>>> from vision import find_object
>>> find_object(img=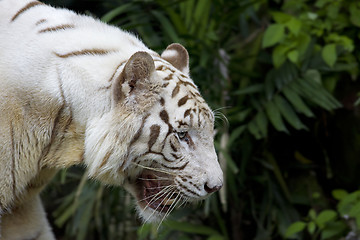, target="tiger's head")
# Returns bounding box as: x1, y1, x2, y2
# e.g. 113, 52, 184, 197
84, 43, 223, 222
